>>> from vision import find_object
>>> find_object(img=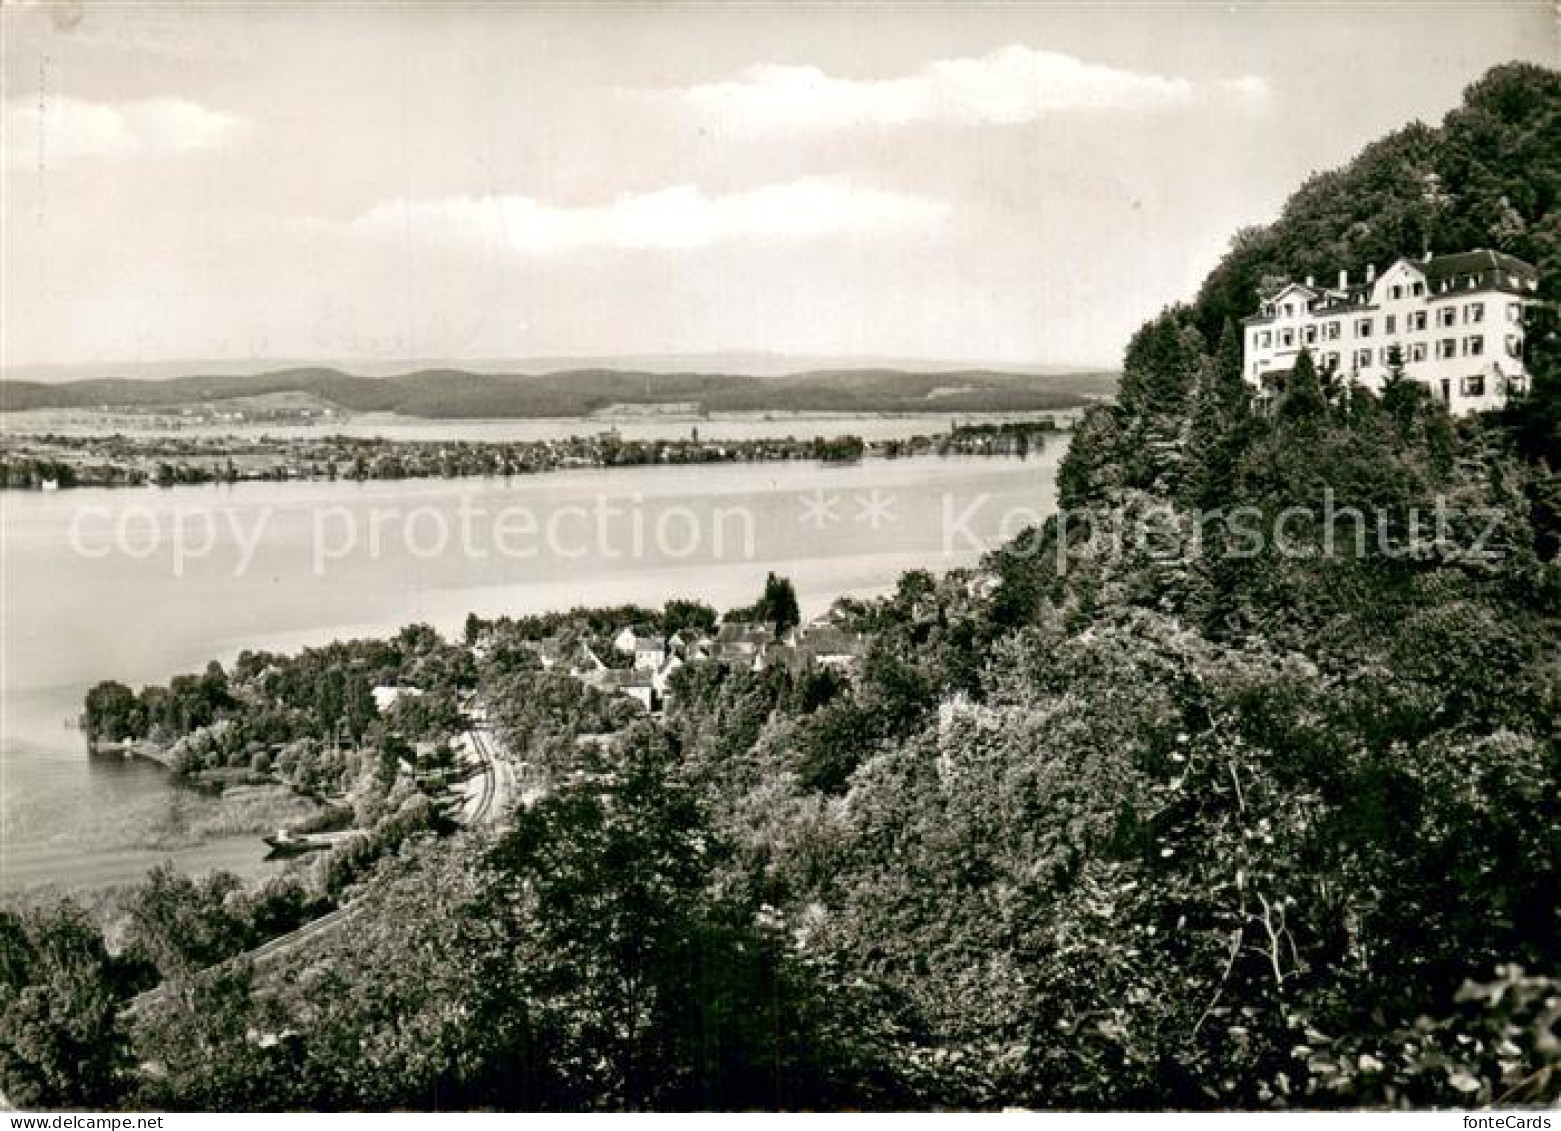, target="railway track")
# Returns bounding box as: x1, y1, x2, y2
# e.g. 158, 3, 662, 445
126, 713, 514, 1019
